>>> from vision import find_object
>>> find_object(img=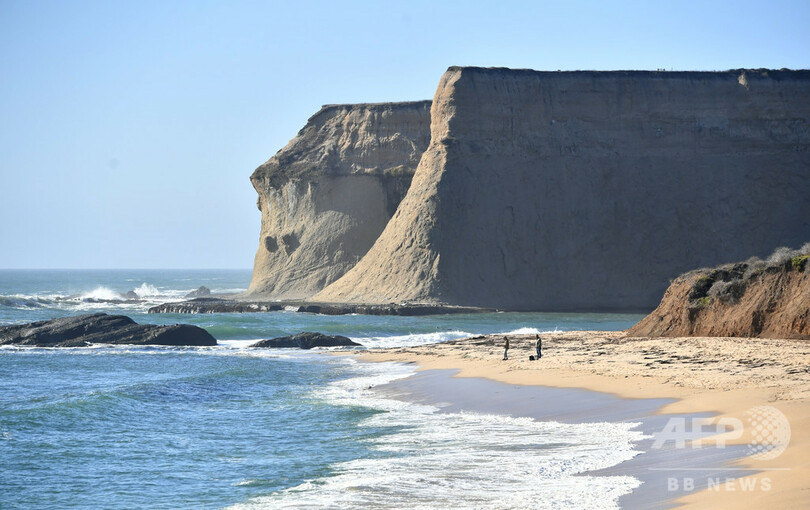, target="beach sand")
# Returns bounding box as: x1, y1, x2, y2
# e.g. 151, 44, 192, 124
358, 331, 810, 509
